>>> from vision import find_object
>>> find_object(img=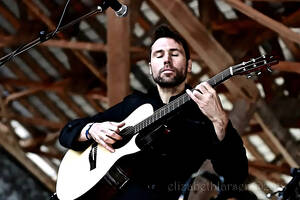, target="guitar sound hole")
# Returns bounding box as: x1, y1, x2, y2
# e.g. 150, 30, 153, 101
112, 126, 135, 149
